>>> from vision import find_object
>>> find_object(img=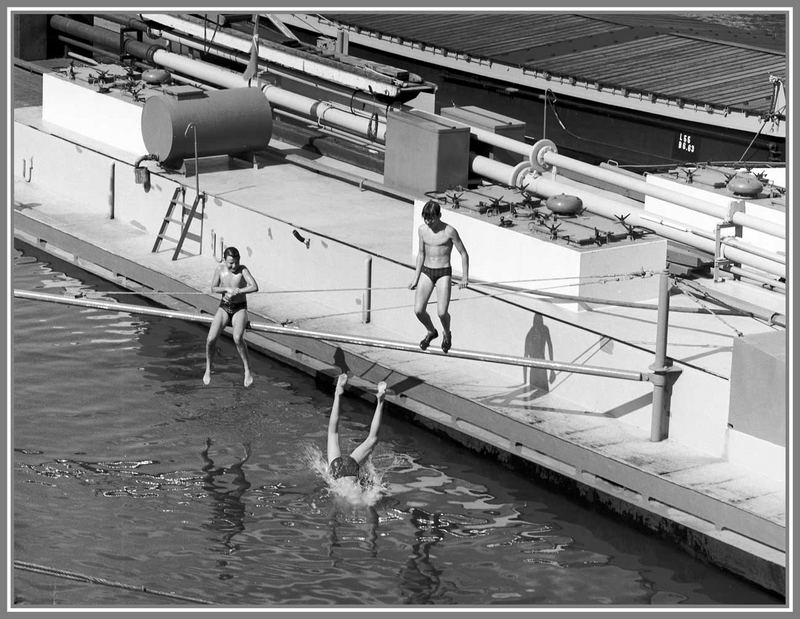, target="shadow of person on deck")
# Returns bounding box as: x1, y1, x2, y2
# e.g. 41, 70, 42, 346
200, 438, 251, 558
524, 312, 556, 393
